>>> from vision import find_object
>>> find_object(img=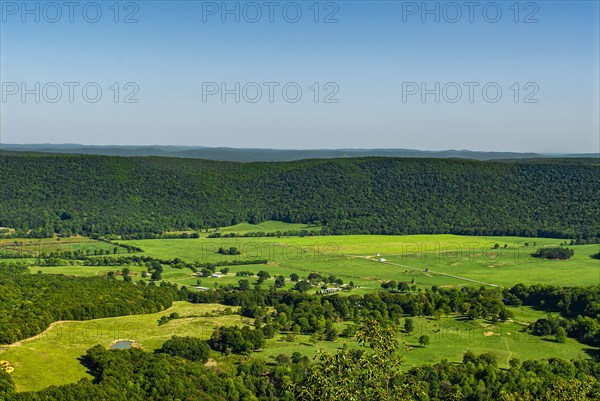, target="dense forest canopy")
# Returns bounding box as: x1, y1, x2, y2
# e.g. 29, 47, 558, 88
0, 262, 179, 344
1, 152, 598, 238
